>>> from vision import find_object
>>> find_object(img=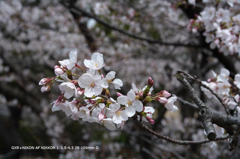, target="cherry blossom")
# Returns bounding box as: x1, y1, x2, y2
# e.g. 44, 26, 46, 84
102, 118, 116, 130
78, 73, 103, 97
164, 96, 178, 112
216, 8, 230, 23
54, 66, 64, 75
200, 7, 215, 21
112, 109, 128, 124
217, 82, 231, 96
102, 71, 123, 89
78, 107, 90, 119
84, 52, 104, 70
156, 90, 171, 103
217, 68, 230, 82
59, 82, 77, 99
59, 50, 78, 70
117, 89, 143, 117
39, 78, 49, 85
